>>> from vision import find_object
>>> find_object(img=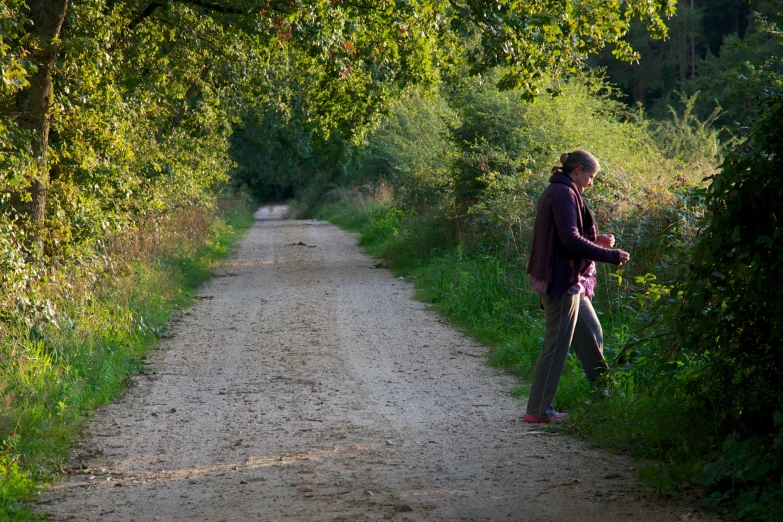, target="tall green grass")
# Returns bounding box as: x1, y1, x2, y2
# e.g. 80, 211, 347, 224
0, 198, 256, 521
